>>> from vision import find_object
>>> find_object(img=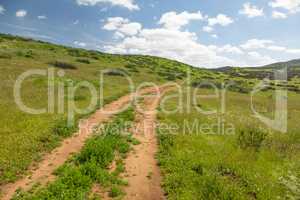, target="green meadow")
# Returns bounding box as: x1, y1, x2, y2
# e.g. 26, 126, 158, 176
0, 33, 198, 184
1, 33, 300, 199
157, 86, 300, 199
